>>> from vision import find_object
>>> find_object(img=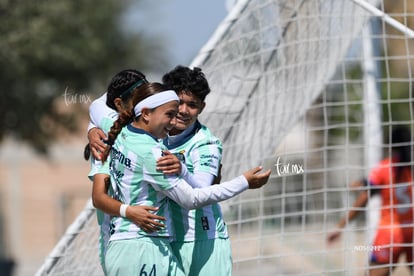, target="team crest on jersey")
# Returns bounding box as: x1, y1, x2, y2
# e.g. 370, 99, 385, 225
174, 150, 186, 163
